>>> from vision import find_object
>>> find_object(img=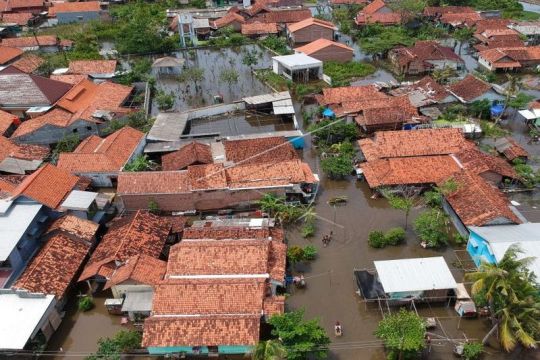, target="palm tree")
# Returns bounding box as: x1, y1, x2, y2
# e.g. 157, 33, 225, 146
257, 194, 285, 217
465, 245, 539, 351
252, 340, 287, 360
496, 74, 523, 124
